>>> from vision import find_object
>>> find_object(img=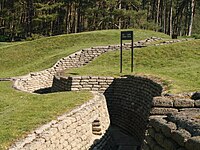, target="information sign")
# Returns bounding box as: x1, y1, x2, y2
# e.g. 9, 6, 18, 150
120, 31, 134, 73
